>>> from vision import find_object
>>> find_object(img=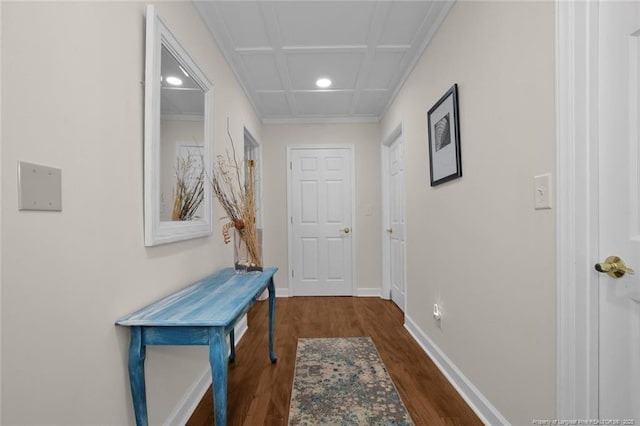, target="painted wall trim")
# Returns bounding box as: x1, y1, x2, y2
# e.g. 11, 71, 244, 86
356, 288, 381, 297
163, 315, 249, 425
555, 0, 600, 419
164, 368, 211, 426
262, 116, 379, 125
276, 288, 289, 298
404, 315, 510, 426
